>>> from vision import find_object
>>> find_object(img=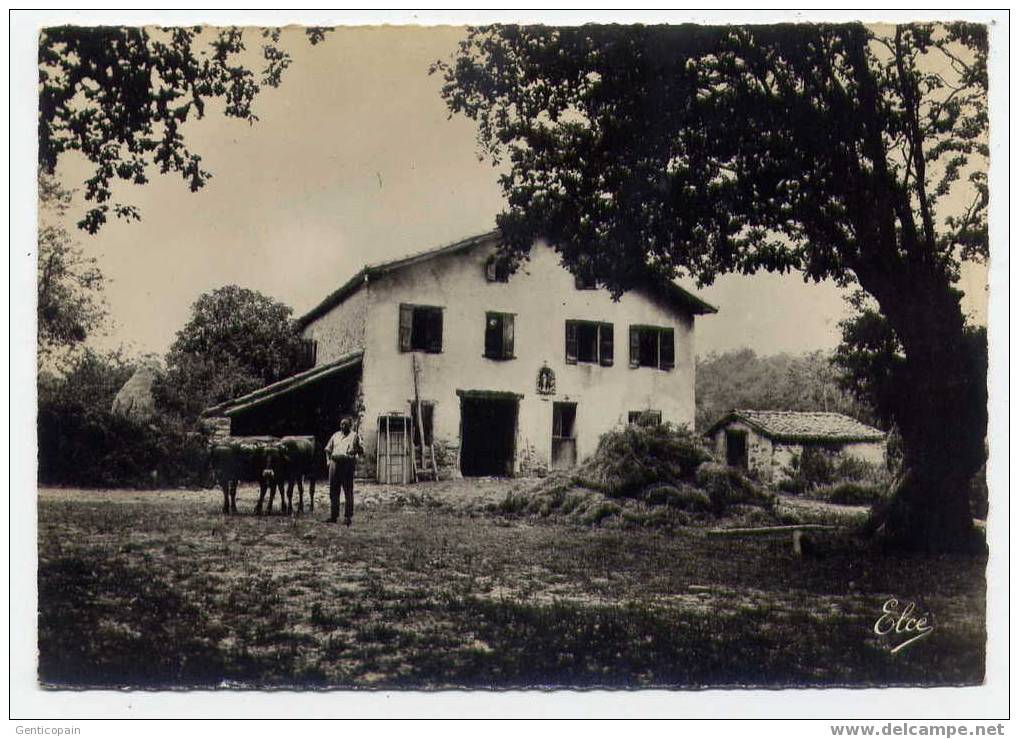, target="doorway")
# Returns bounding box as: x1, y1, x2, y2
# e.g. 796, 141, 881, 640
551, 402, 578, 470
725, 429, 749, 469
459, 394, 519, 477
